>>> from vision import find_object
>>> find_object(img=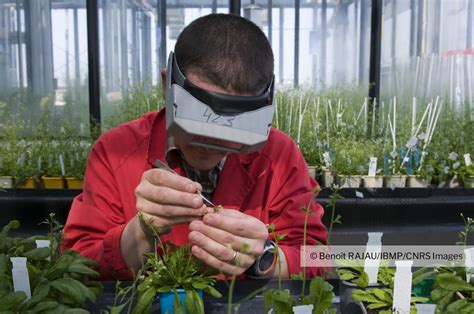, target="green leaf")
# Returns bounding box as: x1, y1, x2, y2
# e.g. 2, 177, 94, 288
46, 254, 75, 280
67, 261, 99, 277
352, 289, 382, 303
0, 291, 27, 311
50, 278, 95, 306
23, 280, 50, 309
445, 298, 474, 313
202, 285, 221, 298
135, 288, 156, 314
26, 301, 59, 312
185, 290, 204, 314
437, 273, 474, 292
353, 271, 369, 288
373, 288, 392, 303
23, 247, 51, 260
0, 254, 8, 274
